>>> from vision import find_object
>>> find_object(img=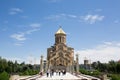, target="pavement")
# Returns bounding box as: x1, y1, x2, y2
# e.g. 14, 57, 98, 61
15, 72, 101, 80
37, 72, 80, 80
